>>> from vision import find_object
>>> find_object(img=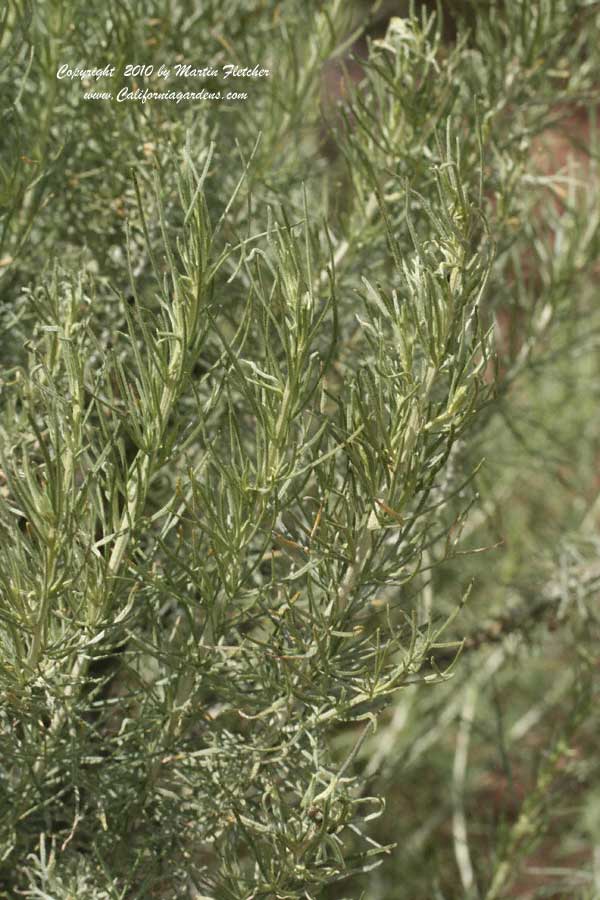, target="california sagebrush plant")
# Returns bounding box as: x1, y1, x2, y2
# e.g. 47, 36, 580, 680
1, 1, 600, 897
